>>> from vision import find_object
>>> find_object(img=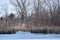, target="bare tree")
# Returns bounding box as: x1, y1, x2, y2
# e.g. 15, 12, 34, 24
33, 0, 48, 26
44, 0, 60, 26
1, 3, 8, 27
10, 0, 31, 28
